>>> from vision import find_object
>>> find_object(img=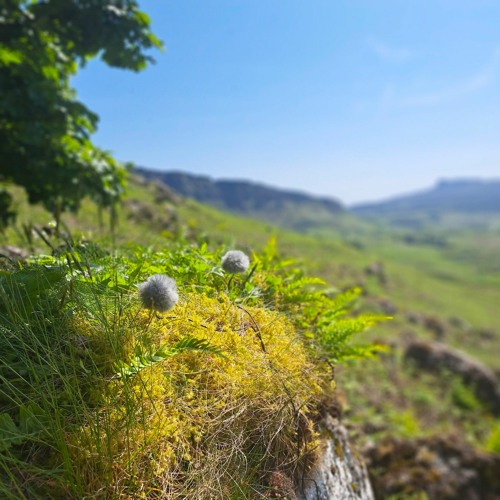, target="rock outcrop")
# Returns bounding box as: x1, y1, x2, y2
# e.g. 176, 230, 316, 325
404, 340, 500, 415
296, 414, 374, 500
364, 435, 500, 500
0, 245, 29, 268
